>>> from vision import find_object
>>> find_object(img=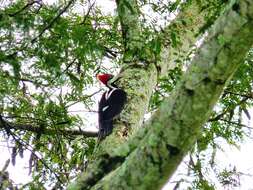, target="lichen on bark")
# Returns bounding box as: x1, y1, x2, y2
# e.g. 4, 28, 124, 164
68, 0, 246, 189
83, 1, 253, 189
